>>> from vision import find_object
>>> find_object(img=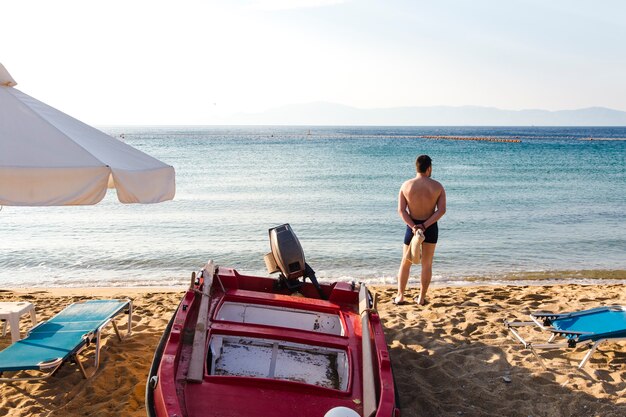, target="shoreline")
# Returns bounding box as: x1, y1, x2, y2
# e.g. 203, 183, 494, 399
2, 267, 625, 290
2, 286, 186, 296
3, 274, 626, 295
1, 283, 625, 416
